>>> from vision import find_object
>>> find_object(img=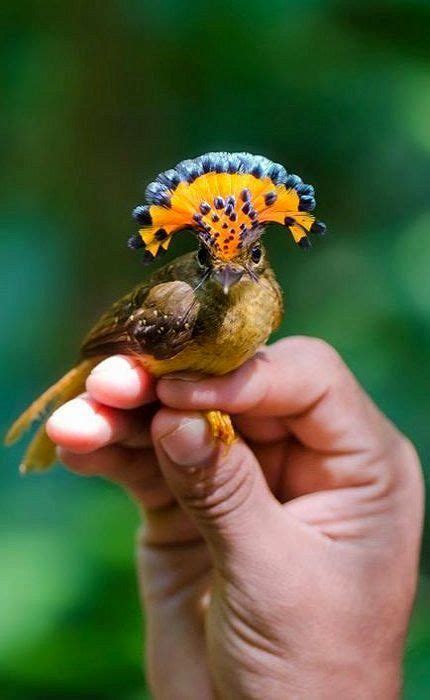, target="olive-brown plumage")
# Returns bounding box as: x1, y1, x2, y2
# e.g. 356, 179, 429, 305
5, 150, 325, 472
5, 246, 282, 472
82, 249, 282, 375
